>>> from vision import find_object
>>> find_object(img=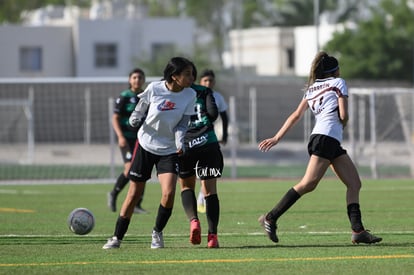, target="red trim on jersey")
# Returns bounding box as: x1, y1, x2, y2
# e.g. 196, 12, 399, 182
307, 86, 343, 101
131, 139, 140, 163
